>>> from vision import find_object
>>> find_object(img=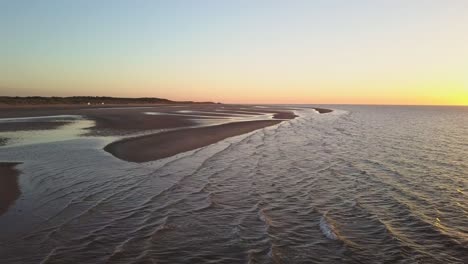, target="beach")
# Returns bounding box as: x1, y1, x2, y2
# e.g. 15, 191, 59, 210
104, 120, 283, 162
0, 104, 309, 161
